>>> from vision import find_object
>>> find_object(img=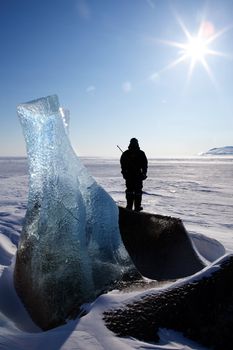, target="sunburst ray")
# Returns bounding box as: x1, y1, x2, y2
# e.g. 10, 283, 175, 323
152, 15, 232, 85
